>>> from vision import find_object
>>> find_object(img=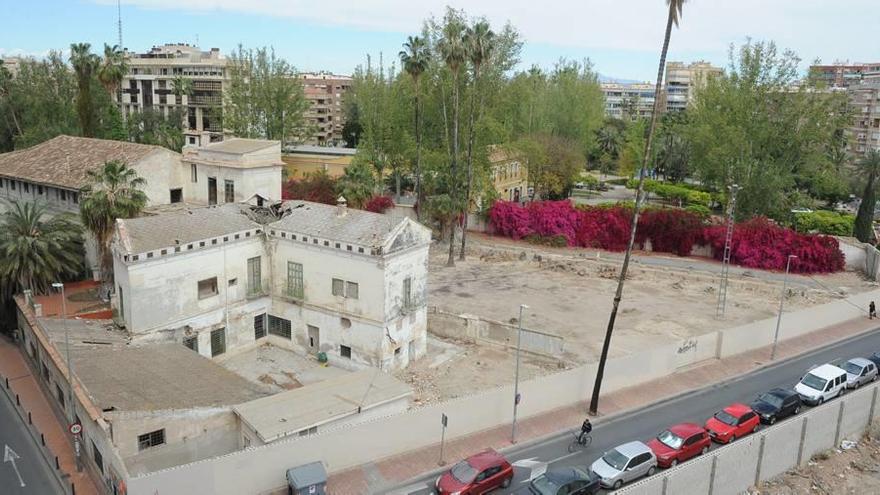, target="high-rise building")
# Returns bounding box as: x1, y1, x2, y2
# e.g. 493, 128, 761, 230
299, 73, 352, 146
117, 44, 228, 141
600, 82, 656, 120
662, 61, 723, 113
847, 77, 880, 159
810, 62, 880, 89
